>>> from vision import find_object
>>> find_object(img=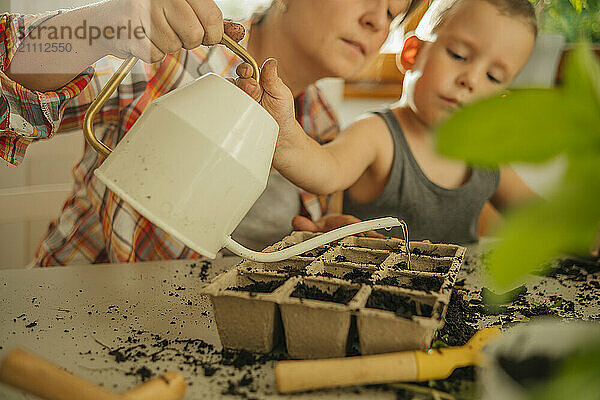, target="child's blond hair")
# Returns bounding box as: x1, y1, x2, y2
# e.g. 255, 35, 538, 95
416, 0, 537, 41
